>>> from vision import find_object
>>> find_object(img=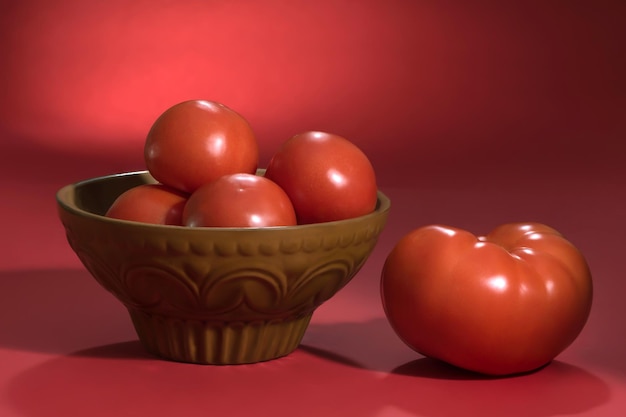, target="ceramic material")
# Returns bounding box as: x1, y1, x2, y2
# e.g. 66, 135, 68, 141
56, 171, 390, 365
